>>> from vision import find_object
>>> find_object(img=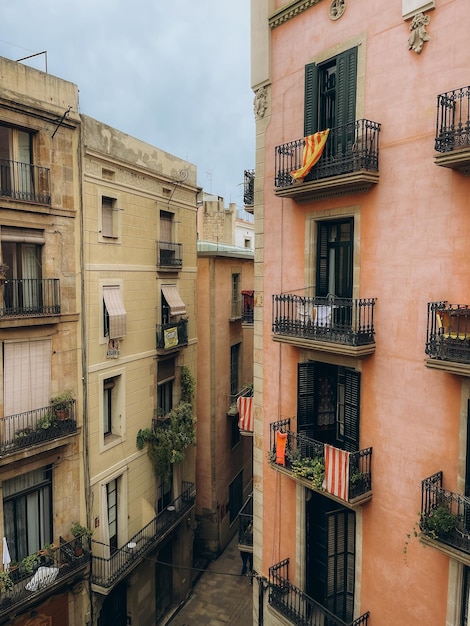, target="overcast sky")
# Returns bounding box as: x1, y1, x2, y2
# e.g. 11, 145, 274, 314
1, 1, 254, 208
